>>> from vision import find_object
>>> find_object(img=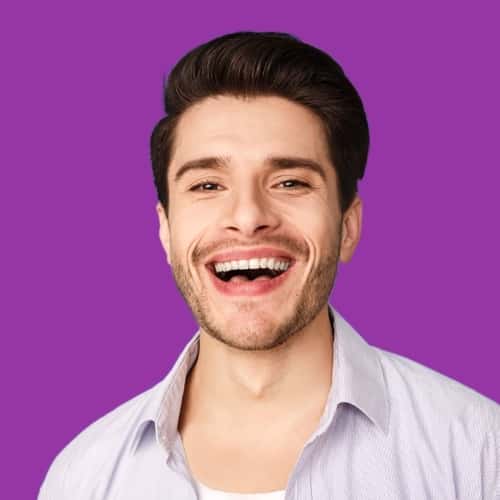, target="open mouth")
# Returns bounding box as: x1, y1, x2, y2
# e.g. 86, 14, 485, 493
209, 258, 292, 283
